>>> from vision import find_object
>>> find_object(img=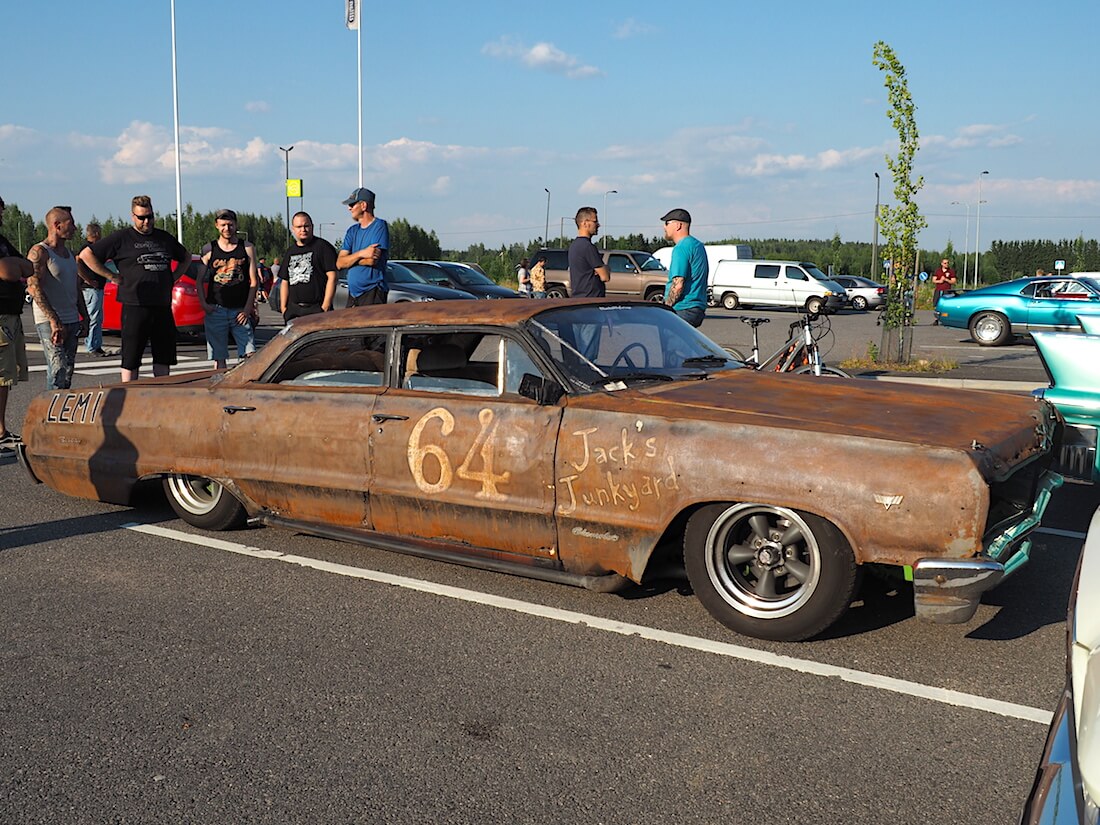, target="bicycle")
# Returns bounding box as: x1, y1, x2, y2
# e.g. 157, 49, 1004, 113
723, 314, 850, 377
